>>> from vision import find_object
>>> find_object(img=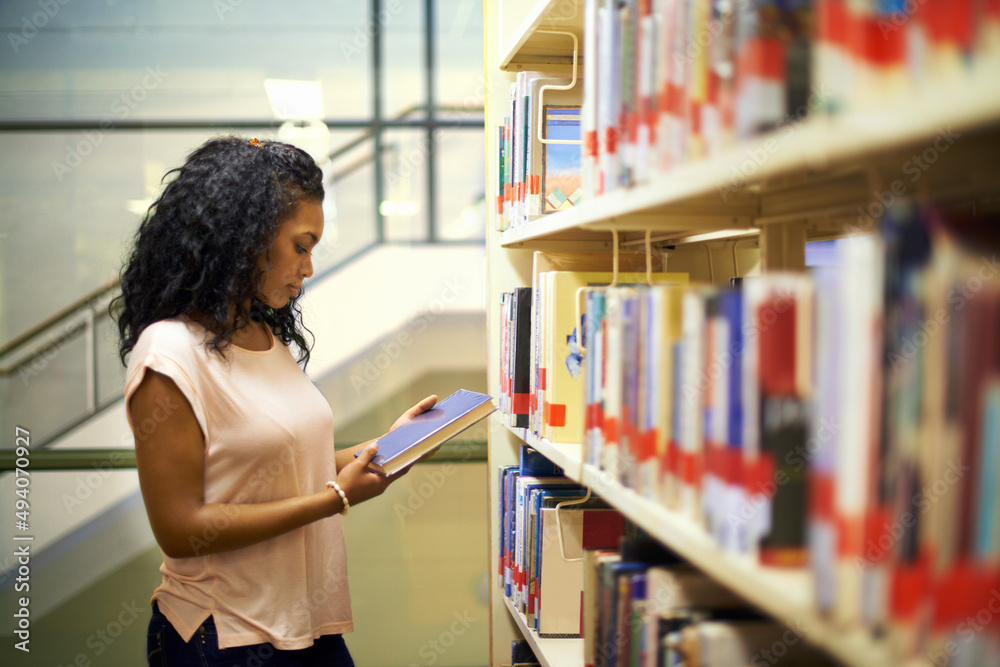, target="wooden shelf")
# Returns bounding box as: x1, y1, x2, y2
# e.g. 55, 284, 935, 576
498, 55, 1000, 248
501, 420, 908, 667
504, 597, 583, 667
499, 0, 584, 70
